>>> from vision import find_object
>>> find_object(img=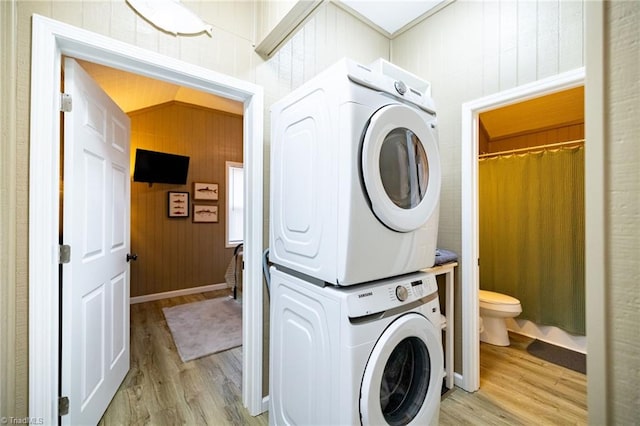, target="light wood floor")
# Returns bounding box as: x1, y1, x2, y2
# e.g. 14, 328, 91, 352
101, 293, 586, 425
440, 333, 587, 425
99, 290, 268, 426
